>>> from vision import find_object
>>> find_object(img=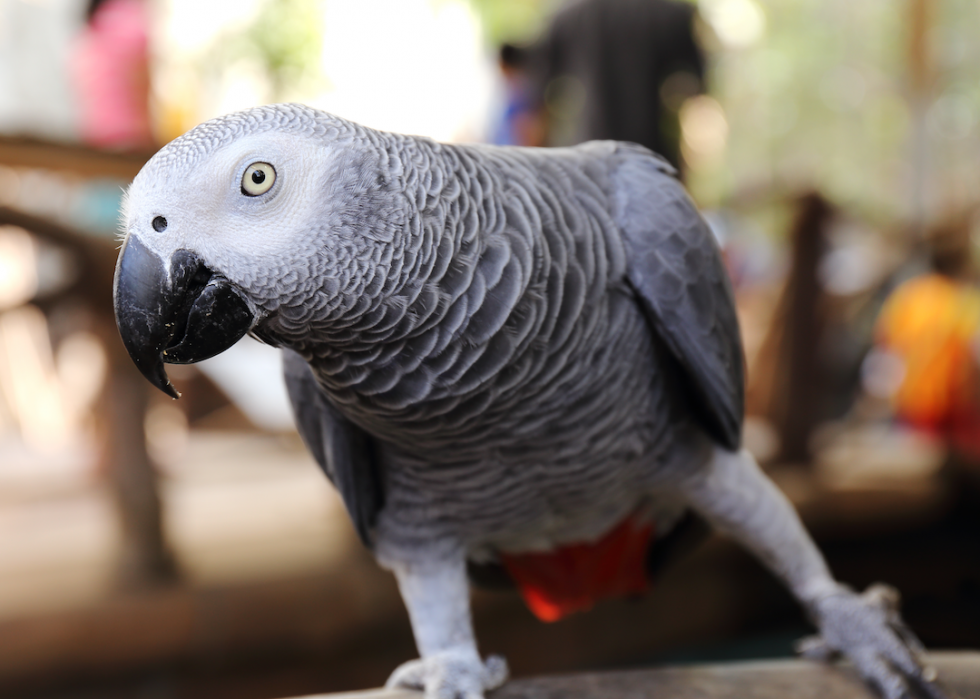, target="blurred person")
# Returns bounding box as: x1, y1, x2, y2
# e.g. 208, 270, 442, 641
491, 43, 546, 147
527, 0, 706, 175
872, 219, 980, 462
71, 0, 154, 150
